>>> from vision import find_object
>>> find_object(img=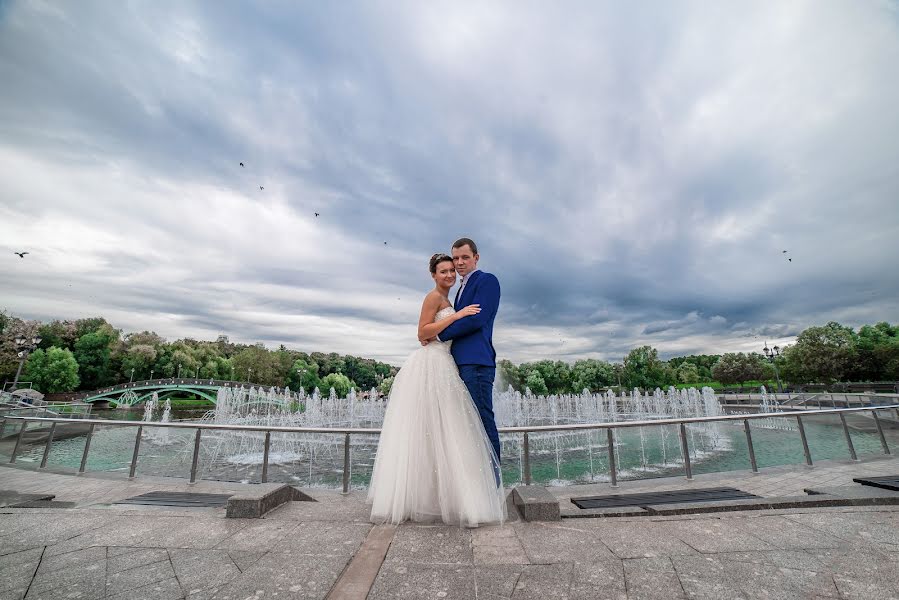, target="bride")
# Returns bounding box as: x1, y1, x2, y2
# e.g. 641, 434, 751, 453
367, 253, 506, 526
